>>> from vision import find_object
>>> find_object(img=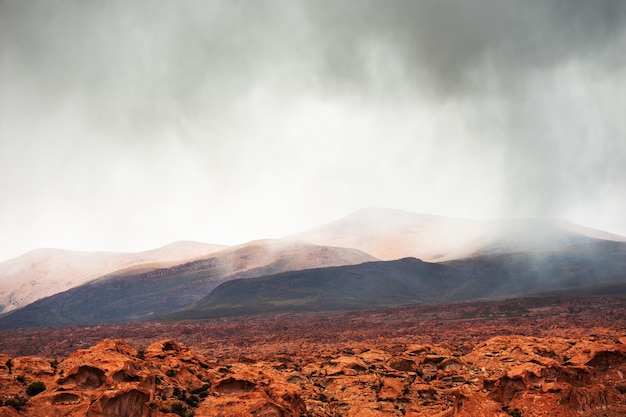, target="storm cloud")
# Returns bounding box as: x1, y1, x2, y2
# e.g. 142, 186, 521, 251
1, 0, 625, 260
